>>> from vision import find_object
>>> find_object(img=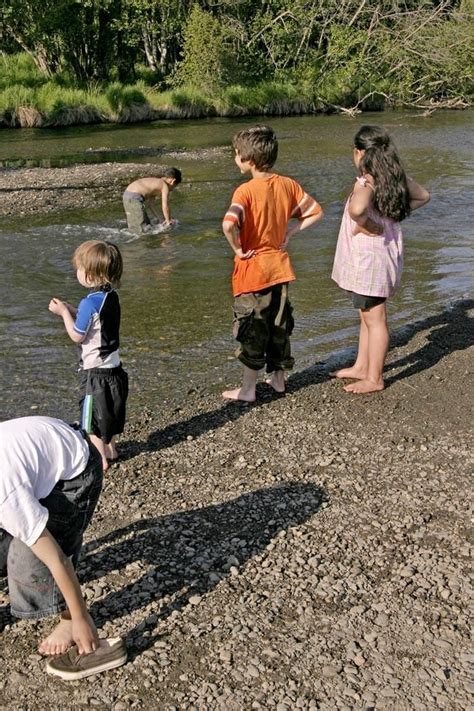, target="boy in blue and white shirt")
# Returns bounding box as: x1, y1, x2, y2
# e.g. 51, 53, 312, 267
49, 240, 128, 471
